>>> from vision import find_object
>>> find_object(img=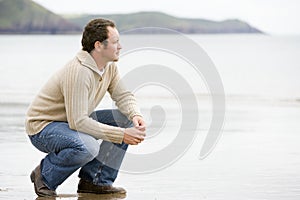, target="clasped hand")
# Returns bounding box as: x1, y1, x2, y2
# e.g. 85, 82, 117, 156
123, 115, 146, 145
